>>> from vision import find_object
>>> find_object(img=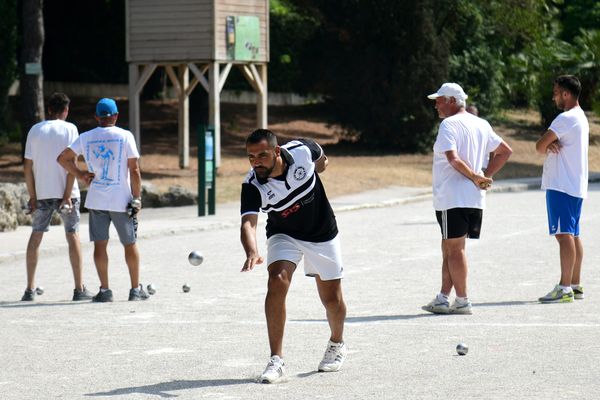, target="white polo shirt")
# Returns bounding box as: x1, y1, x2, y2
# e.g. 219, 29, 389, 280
432, 112, 503, 210
24, 119, 80, 200
542, 106, 589, 199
